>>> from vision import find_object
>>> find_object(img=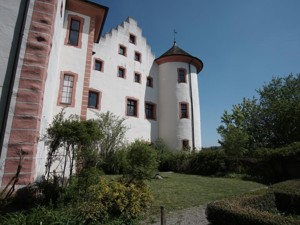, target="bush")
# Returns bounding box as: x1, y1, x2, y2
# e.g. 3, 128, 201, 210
75, 178, 152, 223
125, 140, 158, 181
272, 179, 300, 214
206, 185, 300, 225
